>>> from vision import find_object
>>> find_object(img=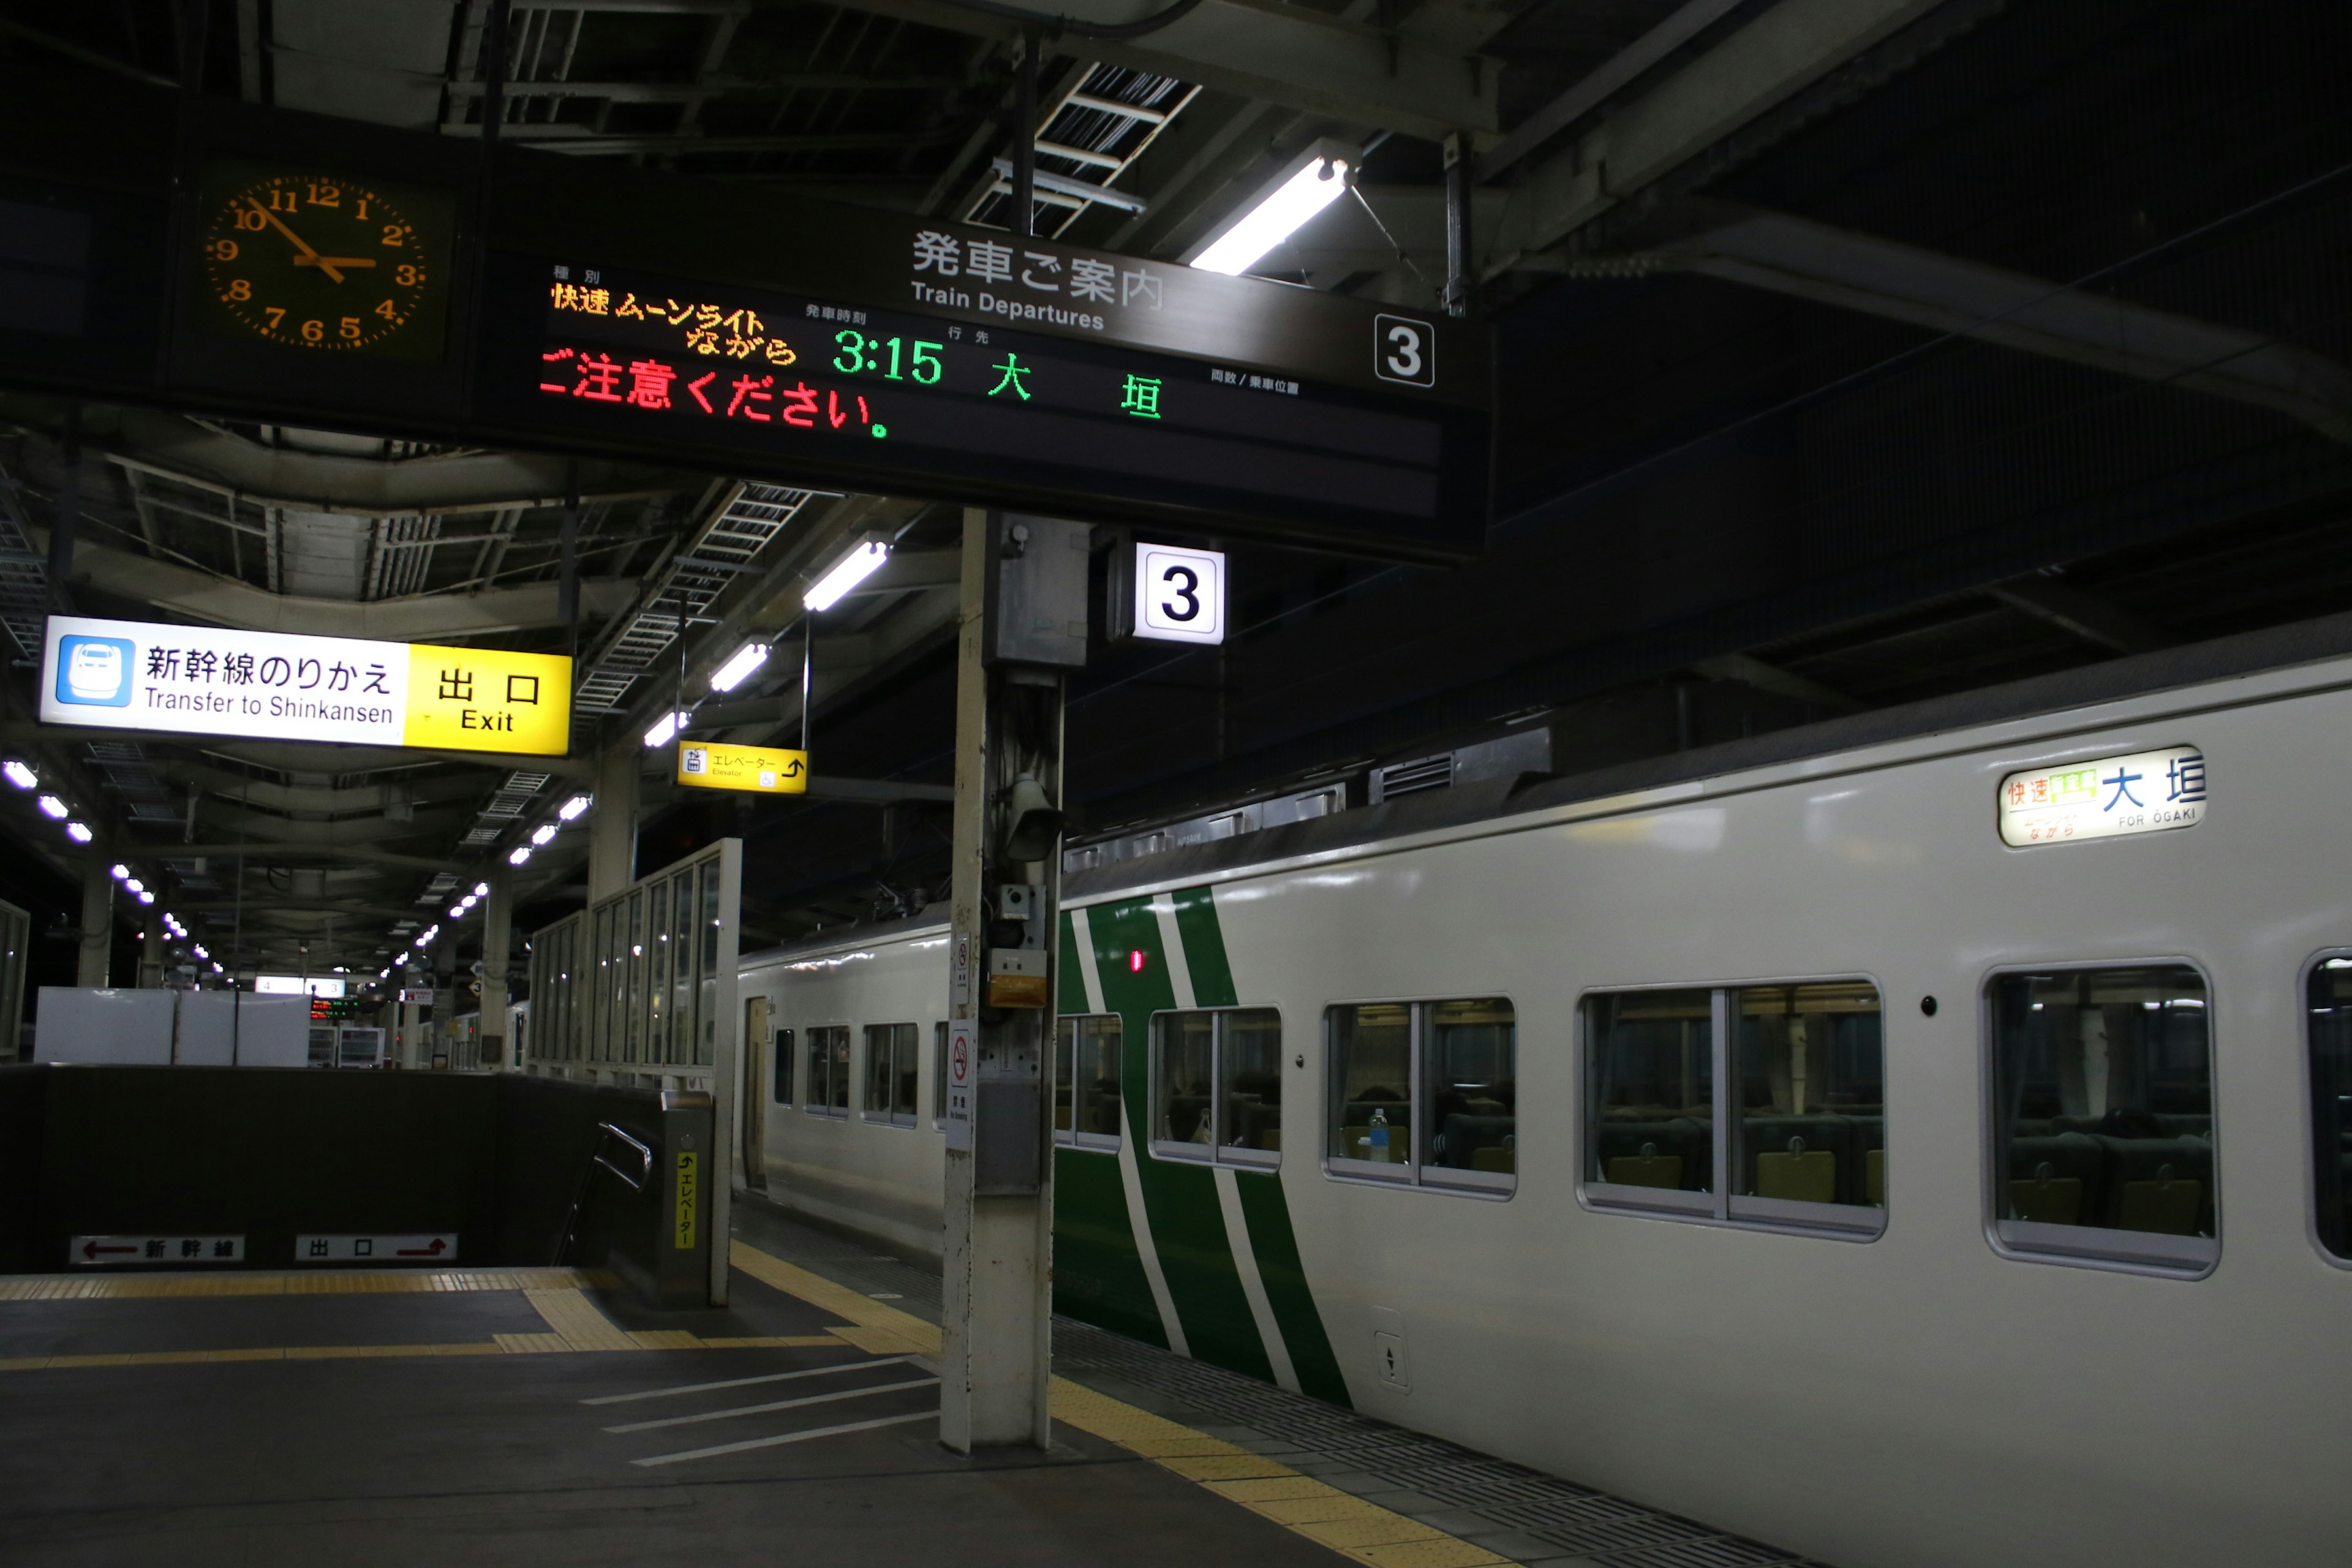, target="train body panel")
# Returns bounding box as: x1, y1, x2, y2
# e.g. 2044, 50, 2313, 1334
740, 649, 2352, 1568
